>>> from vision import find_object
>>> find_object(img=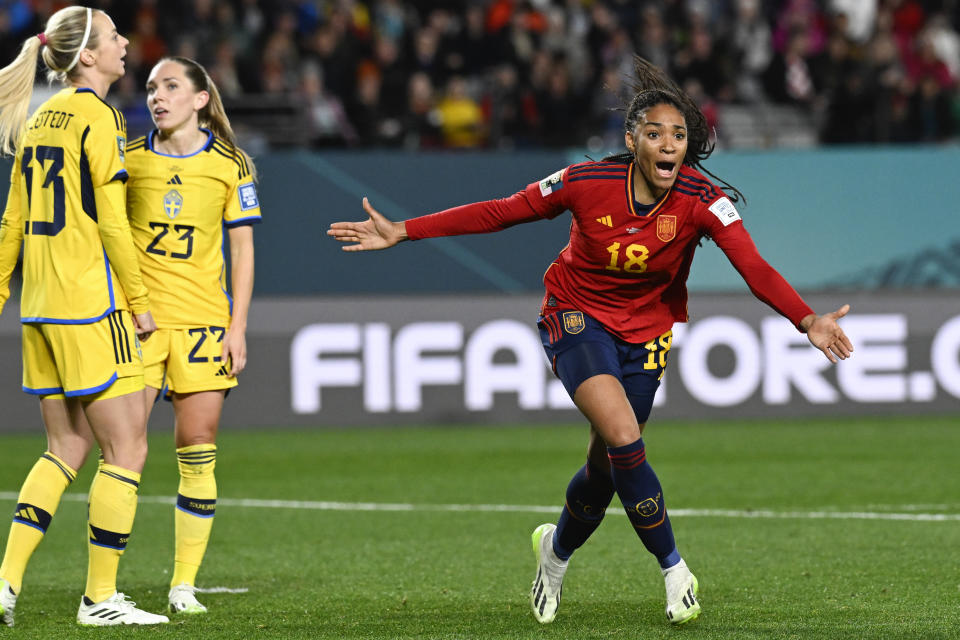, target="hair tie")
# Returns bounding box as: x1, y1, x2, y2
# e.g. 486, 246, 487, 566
37, 33, 48, 46
65, 7, 93, 72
